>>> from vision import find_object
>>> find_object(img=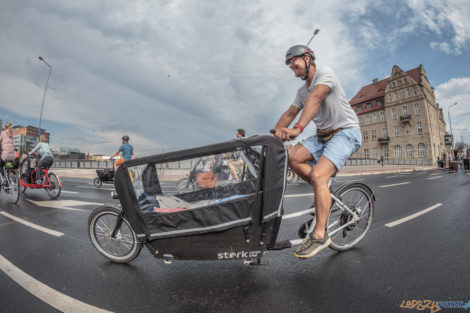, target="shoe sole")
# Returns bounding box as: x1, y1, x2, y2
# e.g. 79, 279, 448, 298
293, 237, 332, 259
